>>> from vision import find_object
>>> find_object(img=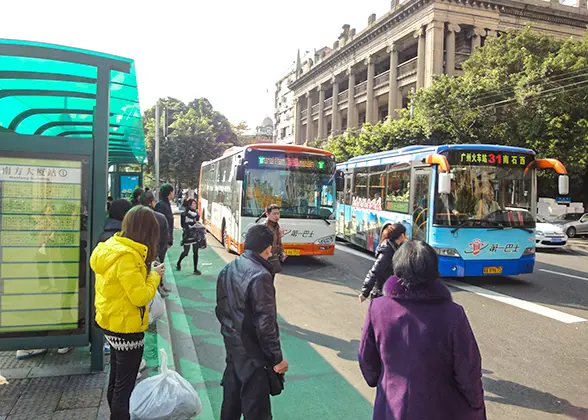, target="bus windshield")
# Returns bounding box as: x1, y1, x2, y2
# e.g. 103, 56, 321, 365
243, 162, 336, 219
434, 157, 535, 228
